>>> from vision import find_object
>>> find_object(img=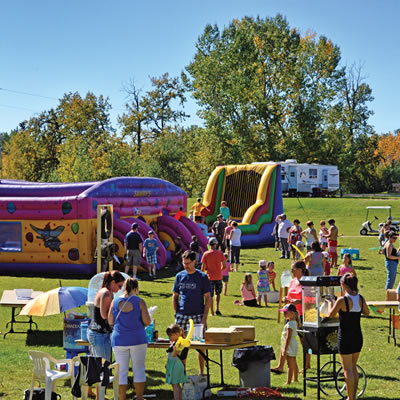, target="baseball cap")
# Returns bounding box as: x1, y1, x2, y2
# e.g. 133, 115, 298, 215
259, 260, 267, 267
280, 213, 286, 218
279, 304, 297, 313
131, 223, 138, 230
208, 237, 218, 245
148, 230, 154, 235
217, 214, 223, 218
